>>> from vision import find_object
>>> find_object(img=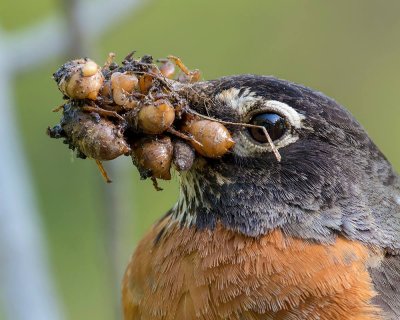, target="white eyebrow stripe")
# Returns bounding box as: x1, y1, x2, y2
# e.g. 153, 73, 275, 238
216, 88, 305, 128
215, 88, 262, 115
